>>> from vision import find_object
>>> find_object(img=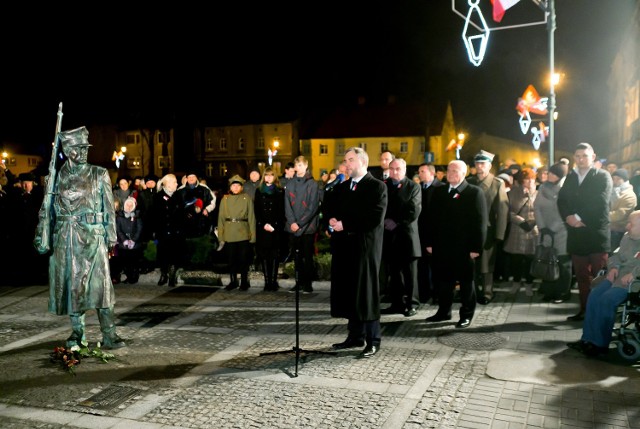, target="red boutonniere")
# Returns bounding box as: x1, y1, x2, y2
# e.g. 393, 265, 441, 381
635, 252, 640, 259
453, 193, 460, 199
397, 183, 402, 188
